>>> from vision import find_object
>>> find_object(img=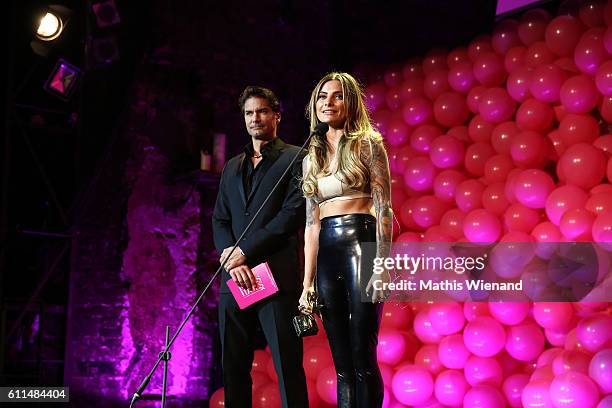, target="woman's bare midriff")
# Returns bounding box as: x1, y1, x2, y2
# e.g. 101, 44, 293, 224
319, 197, 374, 219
